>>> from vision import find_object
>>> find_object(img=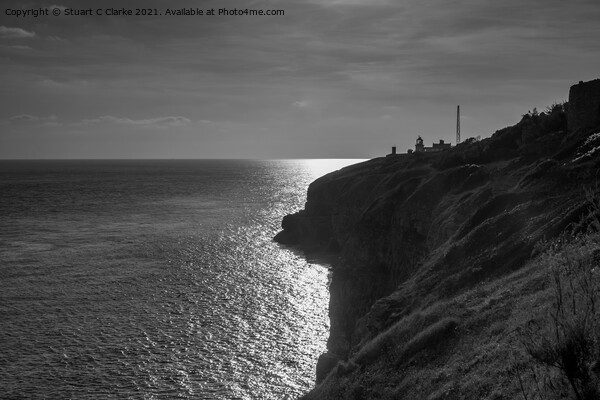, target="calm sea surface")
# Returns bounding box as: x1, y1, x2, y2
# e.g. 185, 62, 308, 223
0, 159, 362, 399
